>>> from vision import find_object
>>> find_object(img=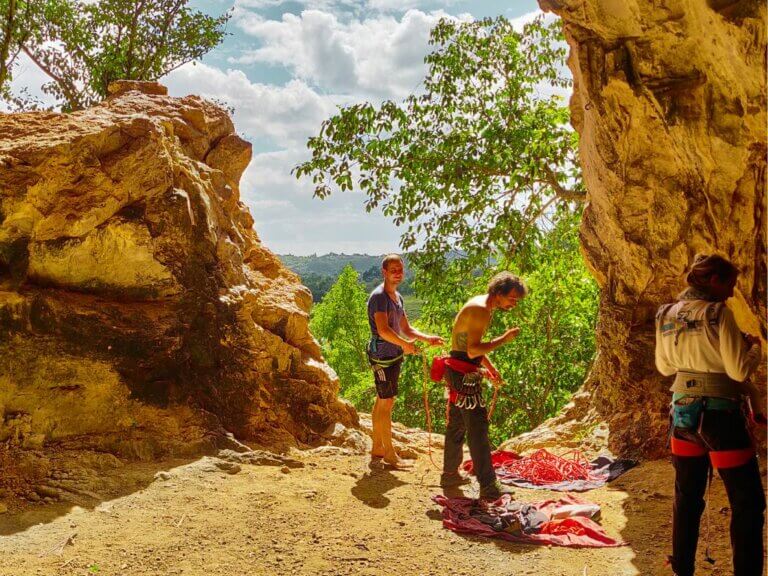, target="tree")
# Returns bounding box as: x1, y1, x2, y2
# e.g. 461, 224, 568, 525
295, 15, 583, 292
2, 0, 229, 111
309, 266, 375, 410
299, 16, 599, 441
0, 1, 40, 102
480, 208, 598, 442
